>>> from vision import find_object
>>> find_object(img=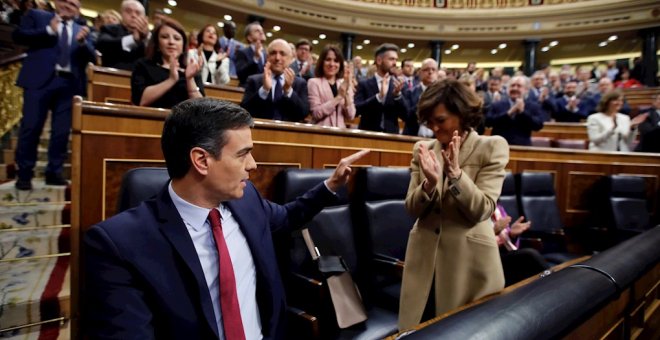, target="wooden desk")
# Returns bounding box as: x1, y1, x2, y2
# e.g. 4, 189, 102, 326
86, 64, 245, 105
